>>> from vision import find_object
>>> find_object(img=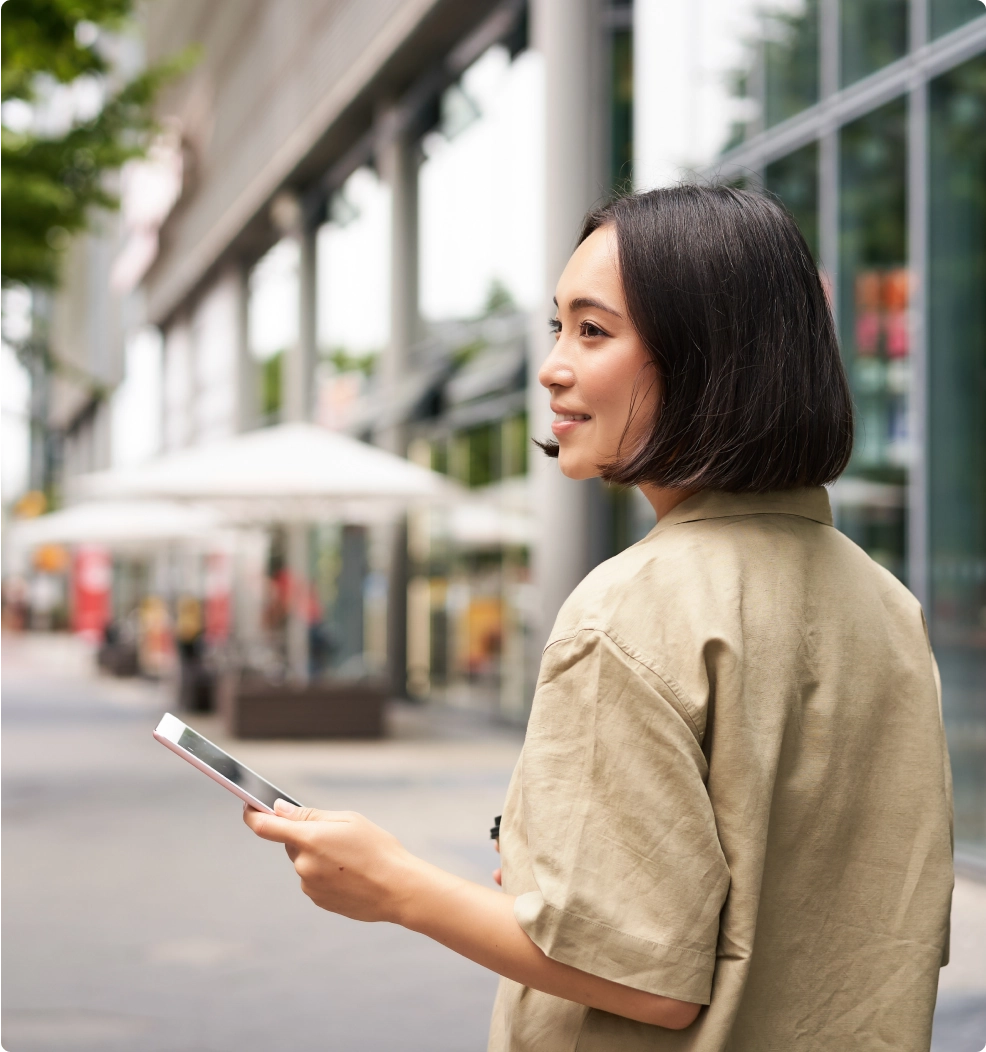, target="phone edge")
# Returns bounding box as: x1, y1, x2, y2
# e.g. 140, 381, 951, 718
153, 729, 278, 814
